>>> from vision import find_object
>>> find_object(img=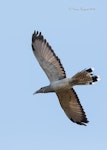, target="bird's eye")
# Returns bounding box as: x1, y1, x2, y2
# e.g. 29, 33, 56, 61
41, 88, 44, 91
40, 87, 45, 92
